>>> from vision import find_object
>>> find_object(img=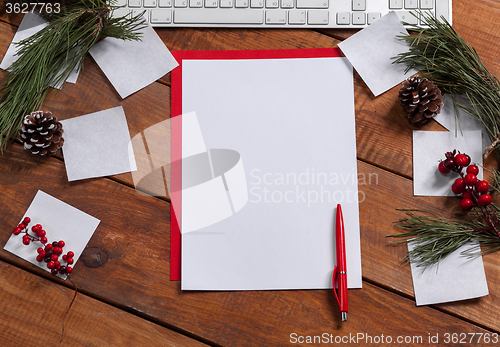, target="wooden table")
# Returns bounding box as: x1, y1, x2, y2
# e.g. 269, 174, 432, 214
1, 2, 500, 346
